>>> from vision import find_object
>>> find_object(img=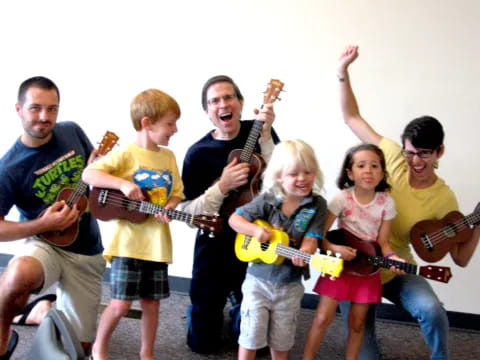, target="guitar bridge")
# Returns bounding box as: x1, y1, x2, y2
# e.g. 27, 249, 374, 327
420, 233, 434, 251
